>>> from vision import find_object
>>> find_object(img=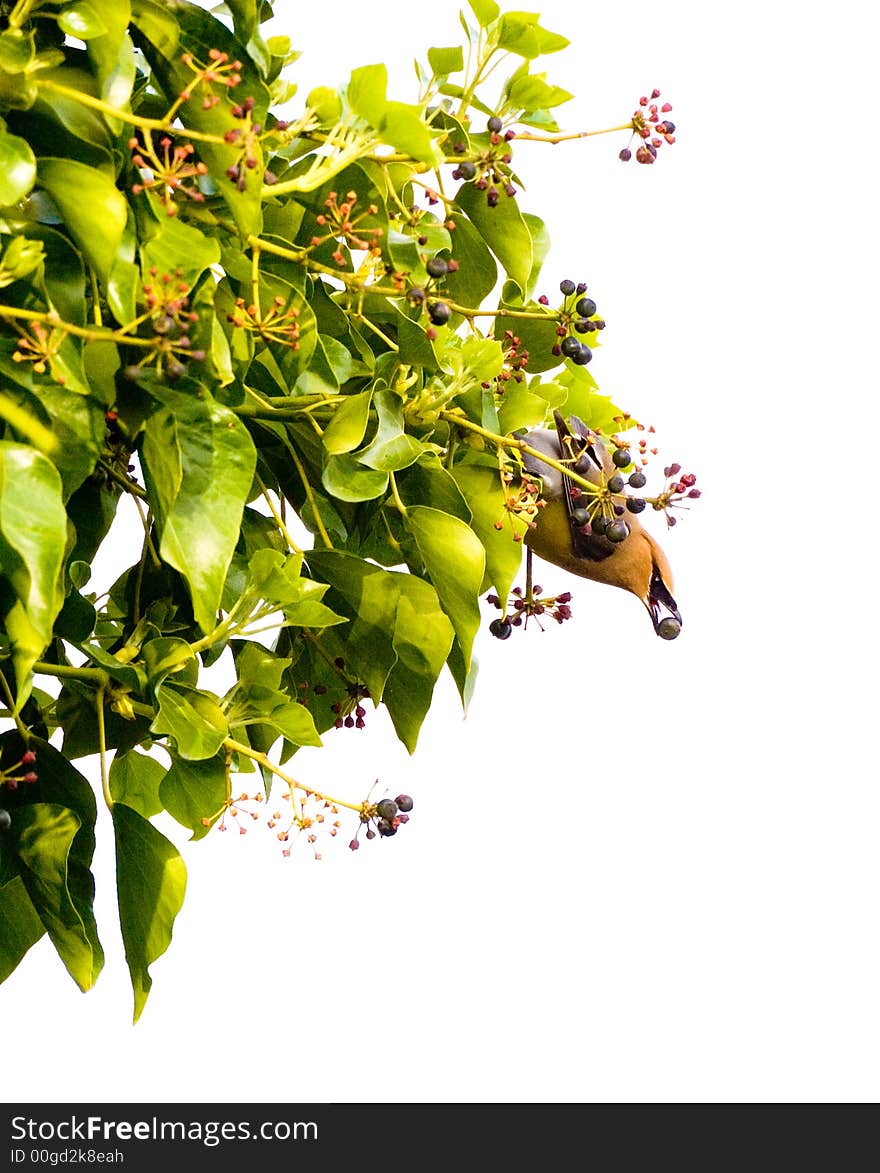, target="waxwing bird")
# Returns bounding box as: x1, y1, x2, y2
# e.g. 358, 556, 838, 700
521, 410, 682, 638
